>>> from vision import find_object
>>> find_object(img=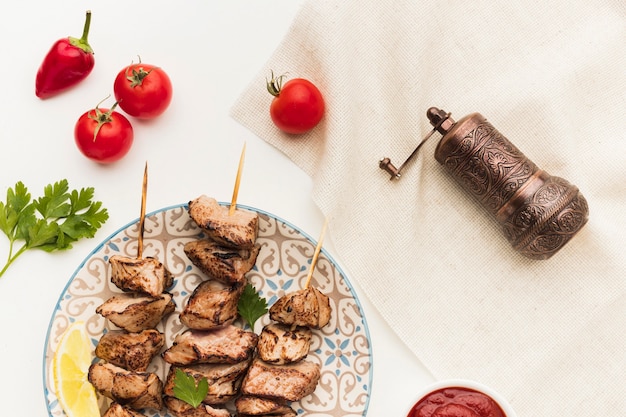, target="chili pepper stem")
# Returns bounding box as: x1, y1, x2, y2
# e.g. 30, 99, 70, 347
69, 10, 94, 54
